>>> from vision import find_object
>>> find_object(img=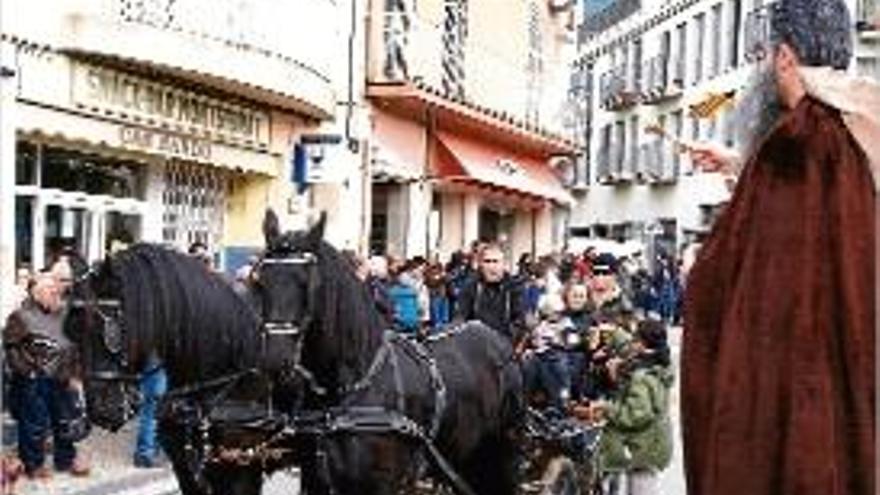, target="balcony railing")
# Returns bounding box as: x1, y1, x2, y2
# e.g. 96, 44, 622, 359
369, 9, 568, 136
599, 66, 640, 111
640, 55, 682, 105
857, 0, 879, 32
644, 138, 681, 184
